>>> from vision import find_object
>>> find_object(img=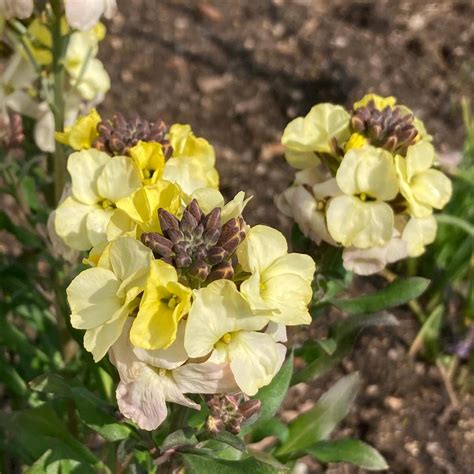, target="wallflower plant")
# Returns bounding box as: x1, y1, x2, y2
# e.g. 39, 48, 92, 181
0, 3, 448, 472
